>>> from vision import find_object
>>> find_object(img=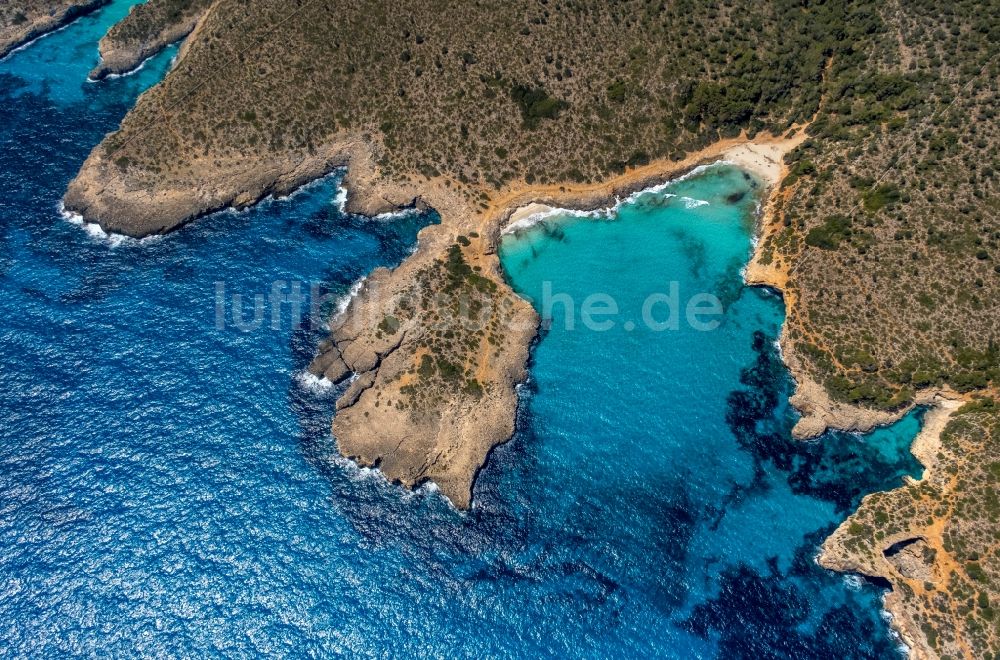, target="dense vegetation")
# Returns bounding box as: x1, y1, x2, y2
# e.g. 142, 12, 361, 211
101, 0, 845, 187
756, 0, 1000, 409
